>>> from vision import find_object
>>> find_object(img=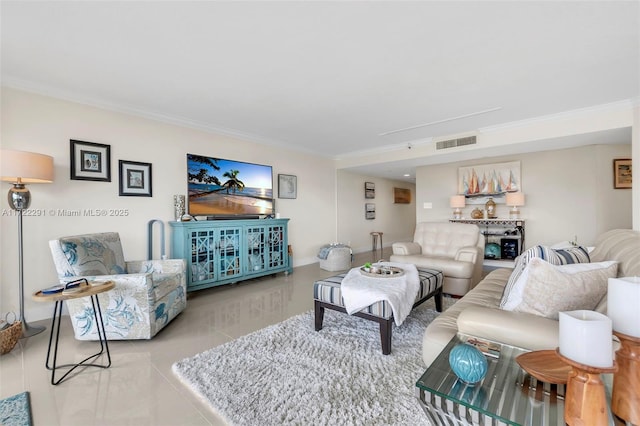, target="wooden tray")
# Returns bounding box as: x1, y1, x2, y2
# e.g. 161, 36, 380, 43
515, 349, 571, 384
359, 266, 404, 278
